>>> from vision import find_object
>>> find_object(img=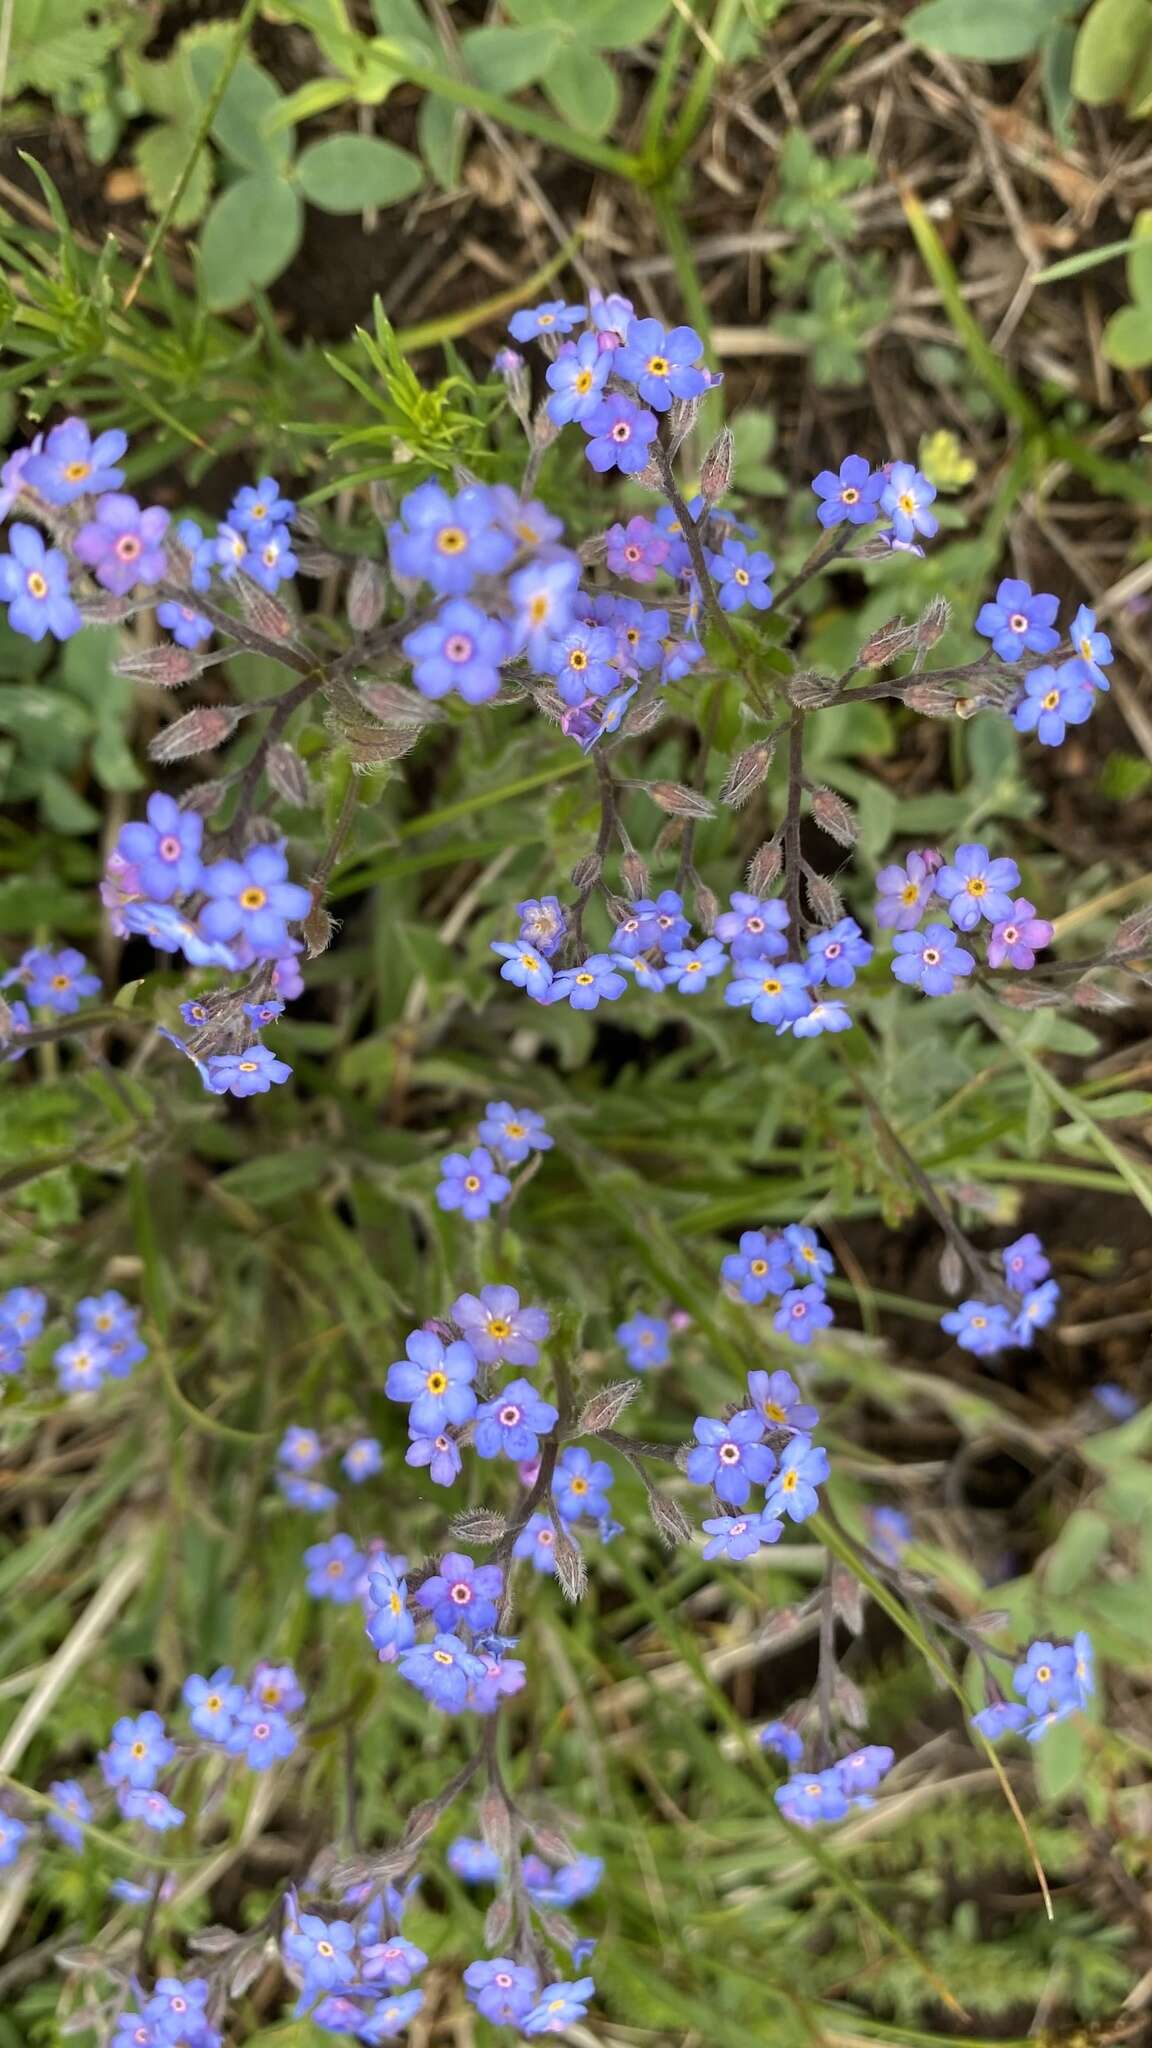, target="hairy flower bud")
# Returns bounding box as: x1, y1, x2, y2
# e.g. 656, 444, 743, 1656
449, 1507, 508, 1543
901, 681, 959, 717
1072, 979, 1130, 1012
181, 779, 228, 817
938, 1243, 965, 1297
148, 705, 242, 763
484, 1895, 512, 1949
747, 838, 782, 894
571, 851, 602, 893
479, 1790, 513, 1859
805, 873, 844, 925
495, 346, 532, 431
647, 1486, 693, 1548
667, 394, 703, 457
114, 643, 208, 688
694, 879, 719, 933
578, 1379, 641, 1434
266, 741, 315, 809
621, 693, 666, 738
699, 425, 734, 505
831, 1565, 865, 1637
352, 678, 440, 728
917, 594, 951, 647
552, 1521, 587, 1602
621, 851, 649, 900
234, 576, 299, 645
832, 1670, 869, 1727
293, 544, 344, 576
720, 739, 774, 809
76, 591, 139, 625
1112, 908, 1152, 955
302, 901, 334, 959
632, 453, 665, 492
346, 558, 388, 635
647, 781, 716, 820
788, 670, 837, 710
856, 615, 916, 668
811, 786, 858, 847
